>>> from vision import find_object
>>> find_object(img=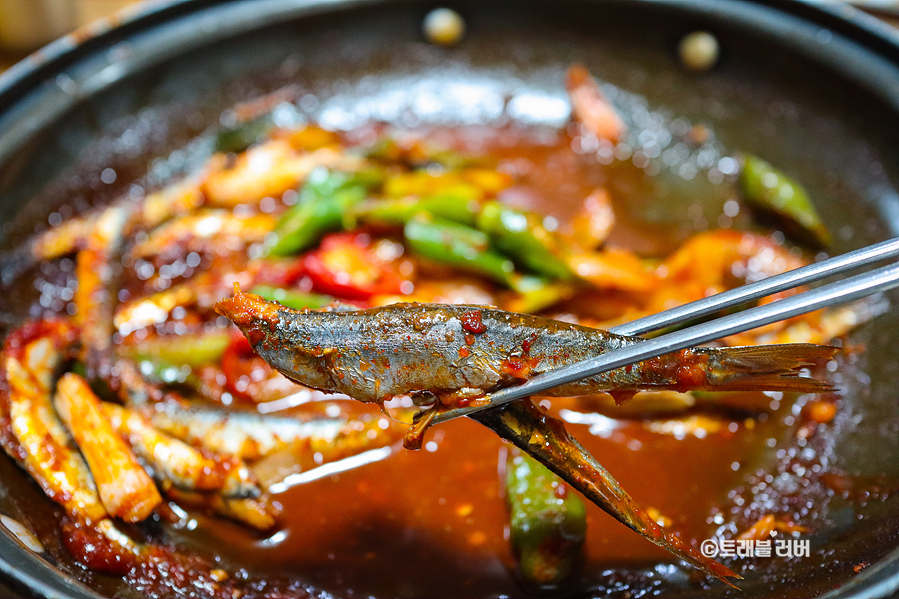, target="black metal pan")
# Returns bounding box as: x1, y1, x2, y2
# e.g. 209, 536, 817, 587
0, 1, 898, 597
